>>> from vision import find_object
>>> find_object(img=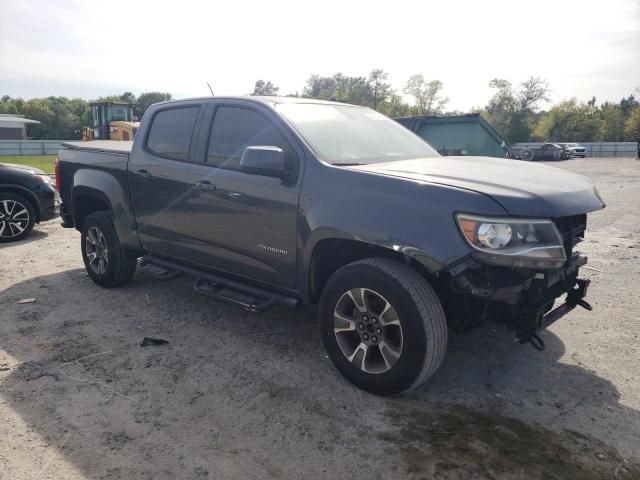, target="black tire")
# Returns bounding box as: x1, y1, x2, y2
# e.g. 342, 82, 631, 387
0, 192, 36, 243
81, 211, 137, 287
319, 258, 447, 395
520, 149, 535, 161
